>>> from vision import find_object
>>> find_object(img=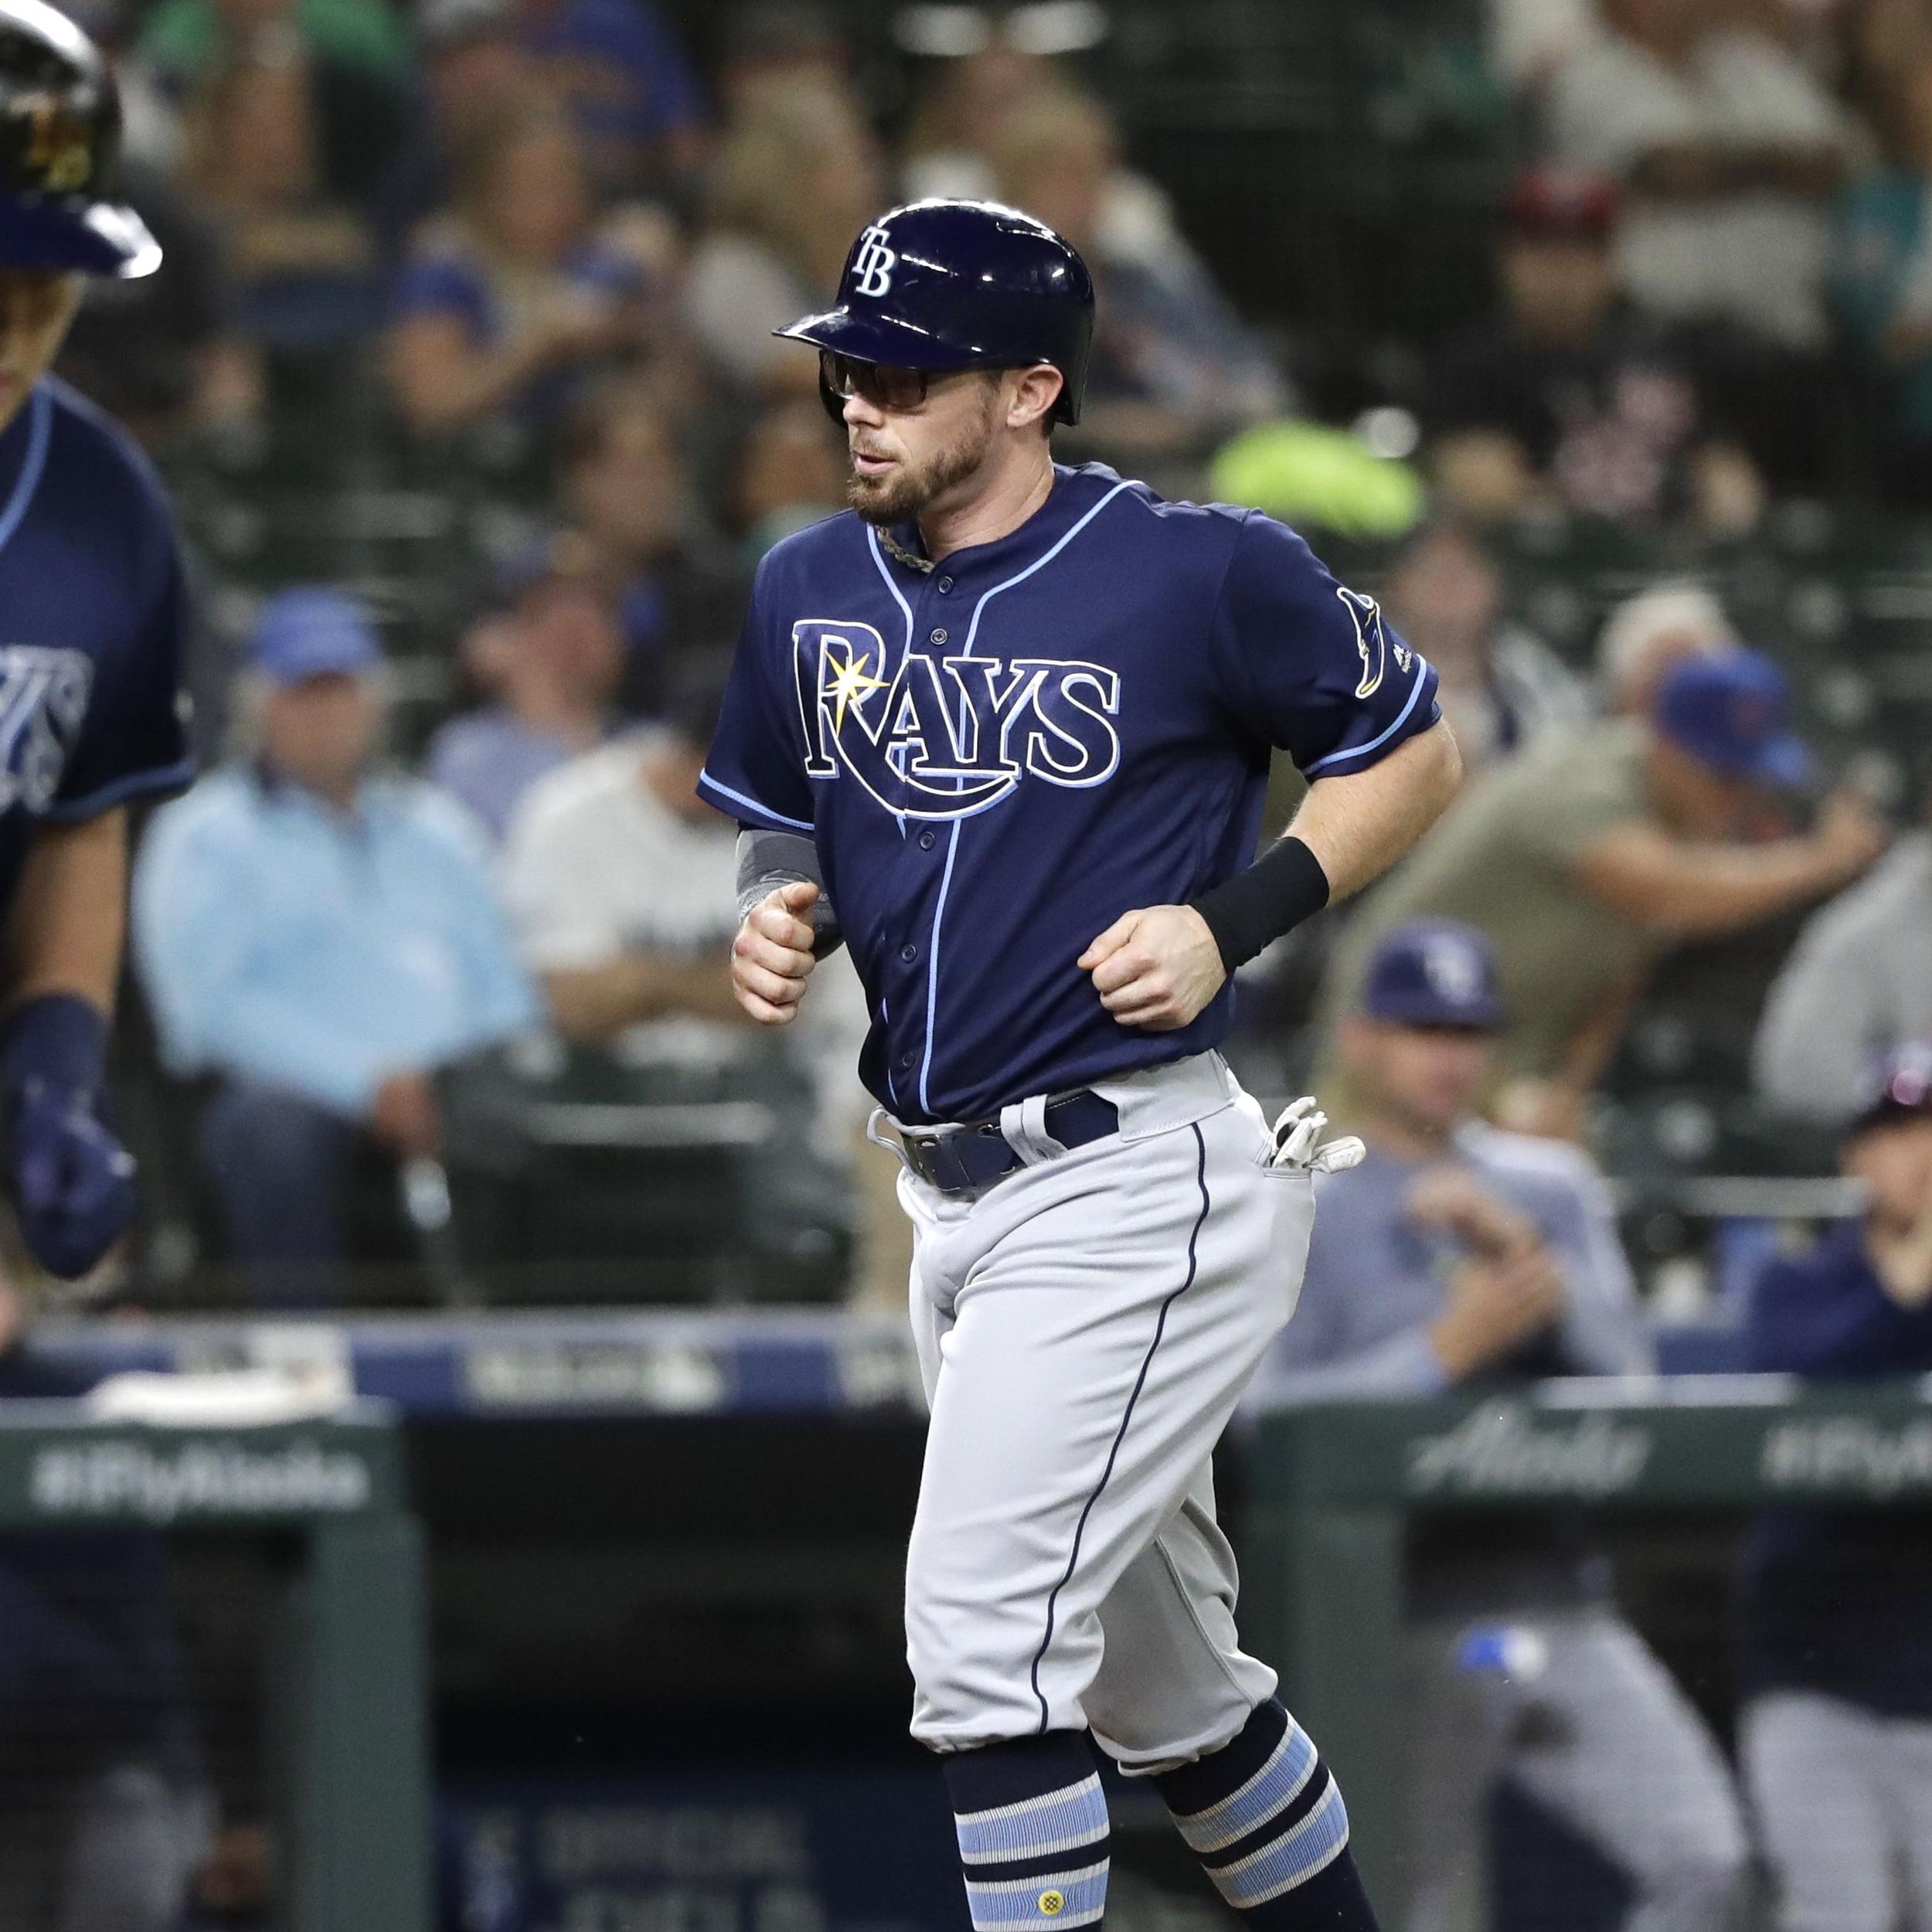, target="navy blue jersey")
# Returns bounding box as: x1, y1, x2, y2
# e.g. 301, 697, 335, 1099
700, 462, 1440, 1124
0, 379, 193, 909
